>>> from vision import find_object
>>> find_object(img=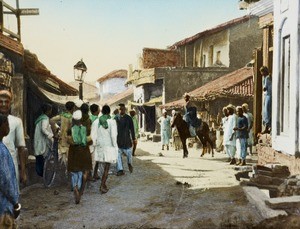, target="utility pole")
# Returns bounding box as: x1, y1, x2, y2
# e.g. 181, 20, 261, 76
16, 0, 21, 41
0, 1, 3, 33
0, 0, 39, 42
